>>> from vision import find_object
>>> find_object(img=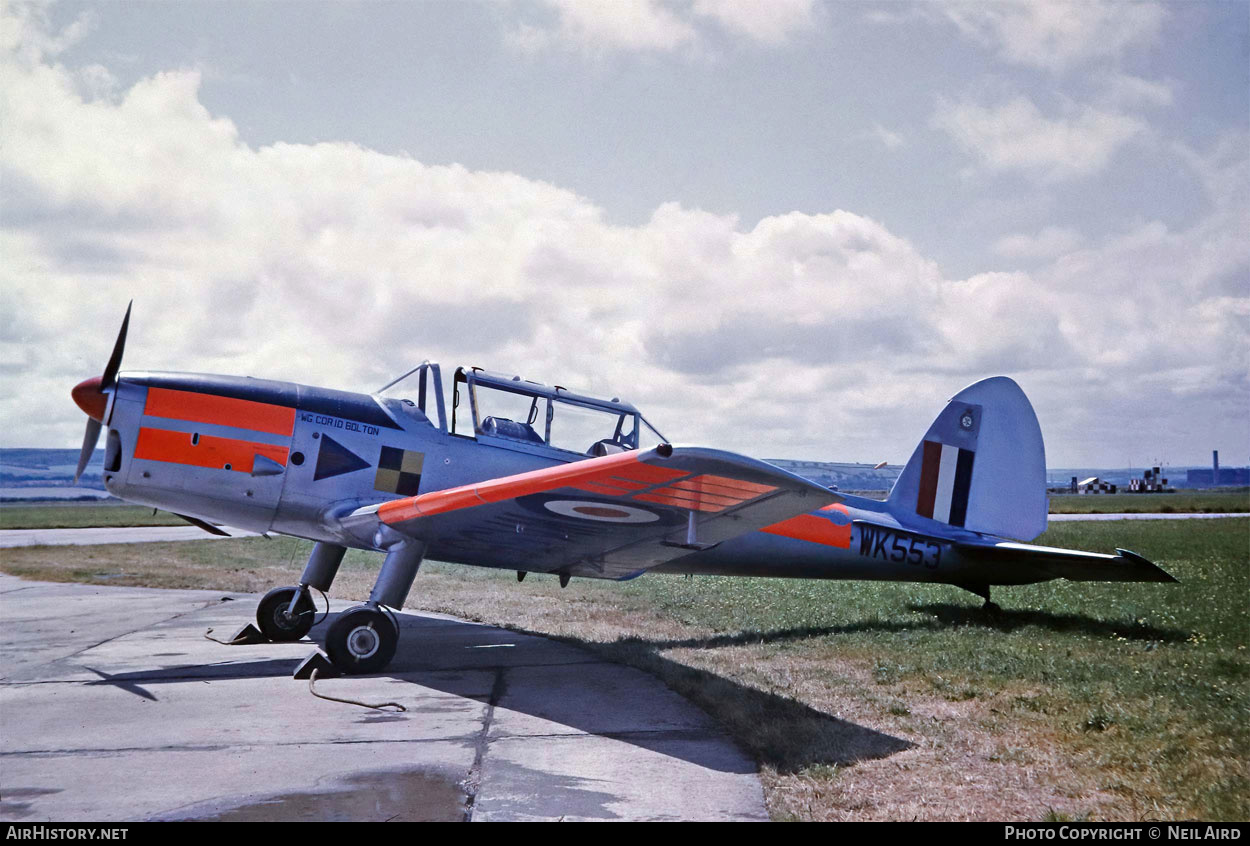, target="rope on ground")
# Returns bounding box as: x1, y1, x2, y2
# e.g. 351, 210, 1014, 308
308, 668, 407, 712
